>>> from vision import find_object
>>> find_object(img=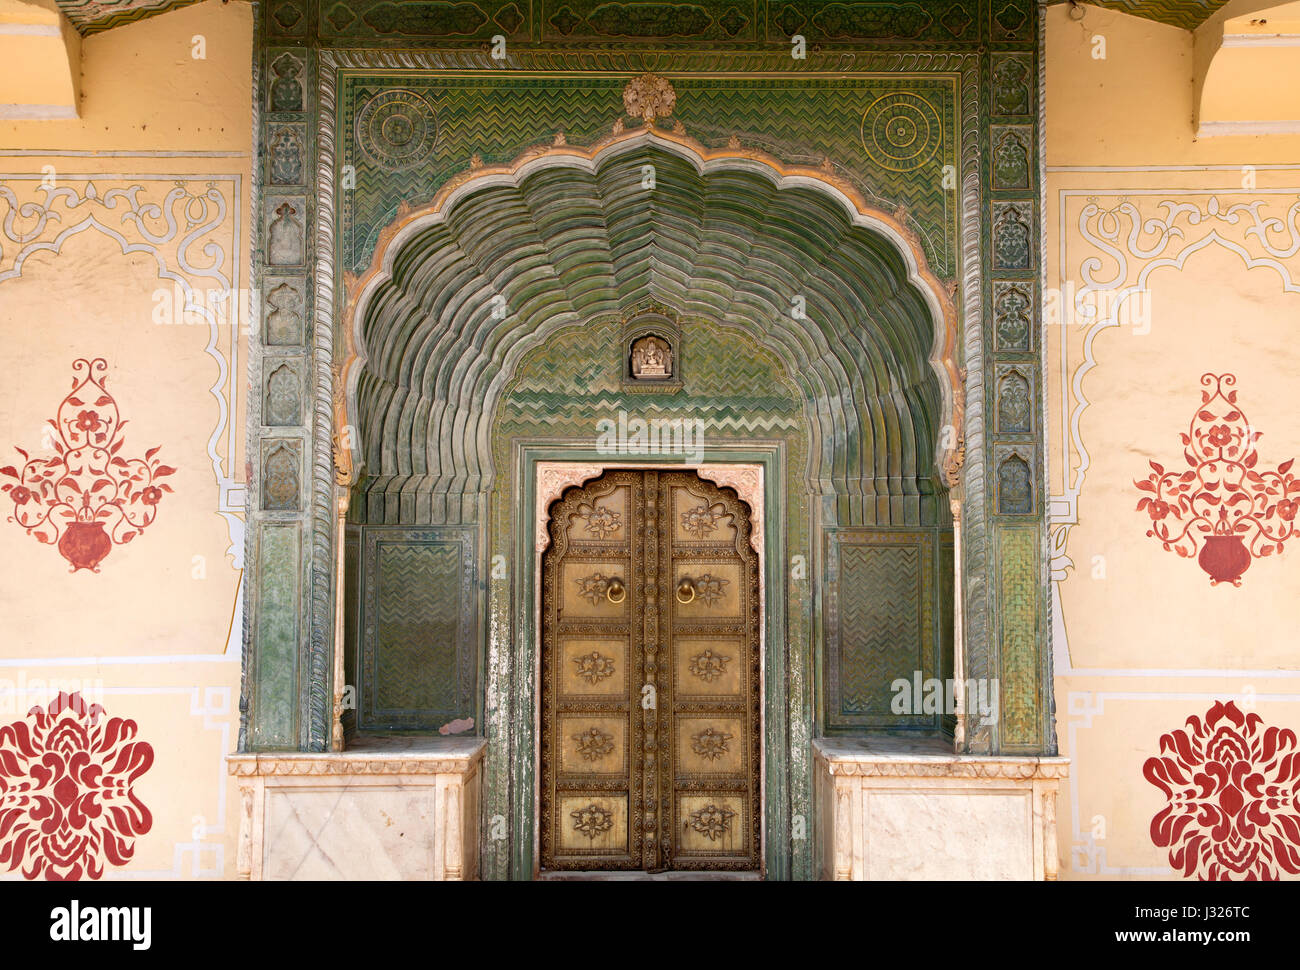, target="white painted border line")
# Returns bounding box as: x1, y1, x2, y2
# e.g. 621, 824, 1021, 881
1197, 120, 1300, 137
0, 104, 77, 120
1222, 32, 1300, 47
0, 150, 247, 157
